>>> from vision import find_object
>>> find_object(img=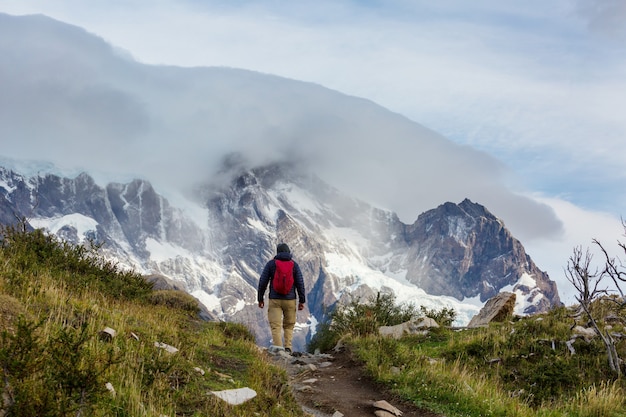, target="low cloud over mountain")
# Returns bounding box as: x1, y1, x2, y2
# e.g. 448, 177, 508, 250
0, 12, 562, 244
